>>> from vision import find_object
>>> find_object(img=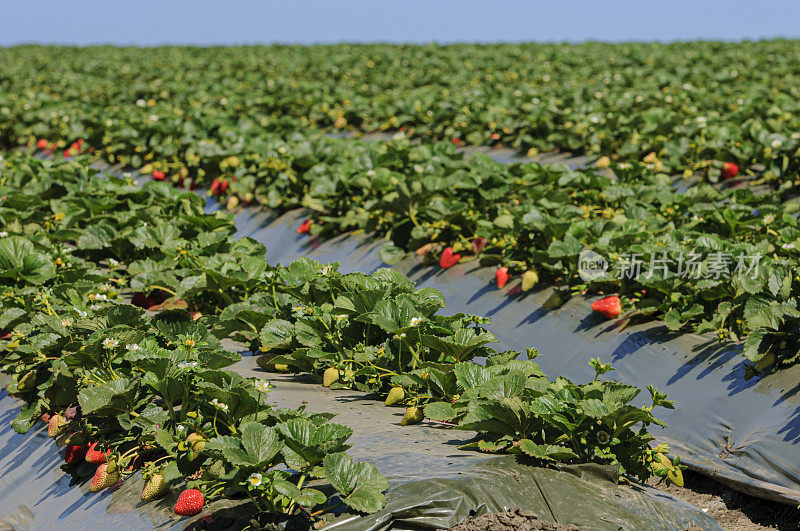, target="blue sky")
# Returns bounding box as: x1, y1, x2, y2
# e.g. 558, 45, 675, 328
2, 1, 799, 46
